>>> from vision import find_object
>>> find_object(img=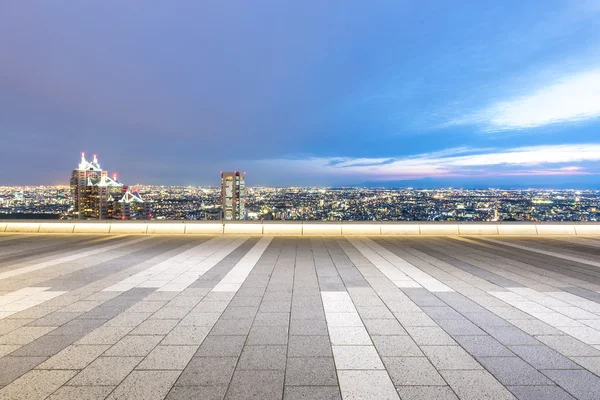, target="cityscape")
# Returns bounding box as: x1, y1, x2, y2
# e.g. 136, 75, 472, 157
1, 184, 599, 222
